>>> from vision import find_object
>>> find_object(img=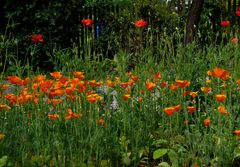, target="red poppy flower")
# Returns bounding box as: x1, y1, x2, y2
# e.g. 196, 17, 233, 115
236, 10, 240, 17
220, 20, 230, 27
135, 19, 148, 28
81, 19, 94, 27
31, 34, 44, 43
